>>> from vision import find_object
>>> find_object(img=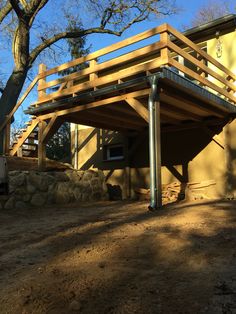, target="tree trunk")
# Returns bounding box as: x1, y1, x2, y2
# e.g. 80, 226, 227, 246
0, 67, 28, 154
